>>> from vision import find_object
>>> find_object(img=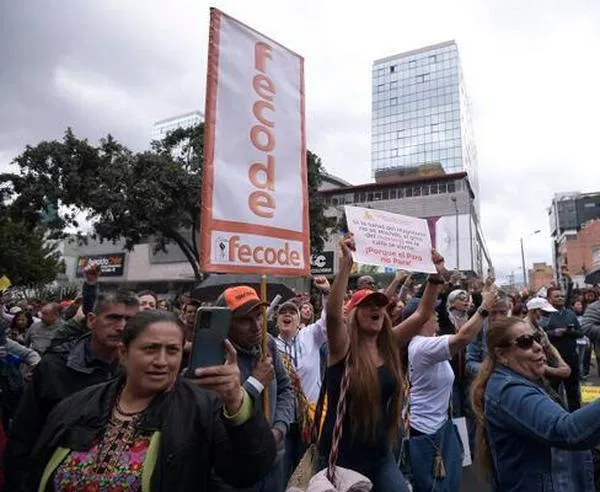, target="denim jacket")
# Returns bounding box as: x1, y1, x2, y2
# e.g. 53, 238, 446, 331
485, 366, 596, 491
466, 319, 489, 377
